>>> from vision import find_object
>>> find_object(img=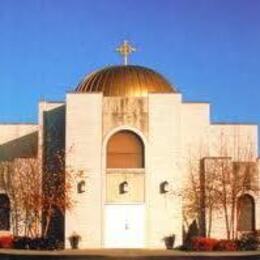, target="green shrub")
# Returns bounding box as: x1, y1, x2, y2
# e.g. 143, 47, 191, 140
236, 233, 258, 251
13, 236, 61, 250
